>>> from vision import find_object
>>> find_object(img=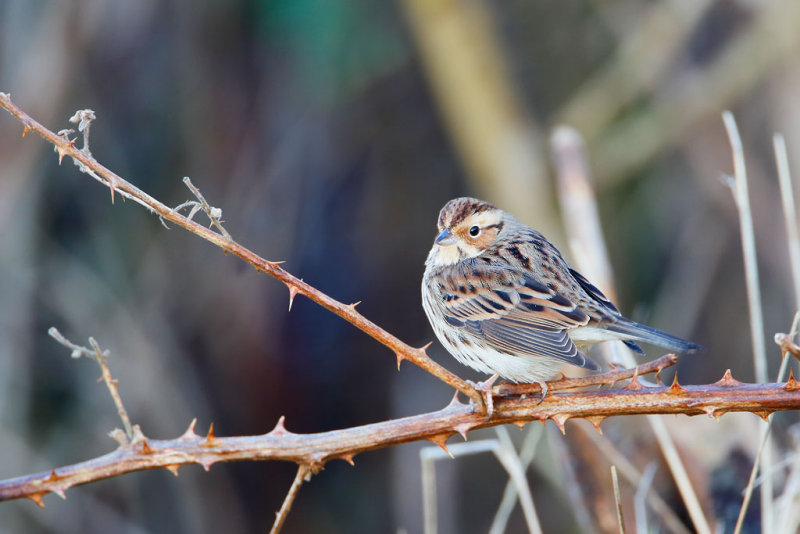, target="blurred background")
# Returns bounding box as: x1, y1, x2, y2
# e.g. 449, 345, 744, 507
1, 1, 800, 532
